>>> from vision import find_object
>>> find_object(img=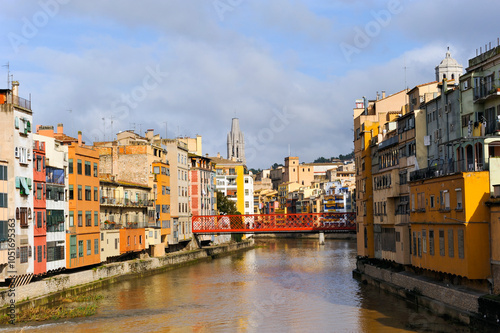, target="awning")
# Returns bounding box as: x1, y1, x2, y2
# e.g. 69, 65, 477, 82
20, 177, 29, 195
